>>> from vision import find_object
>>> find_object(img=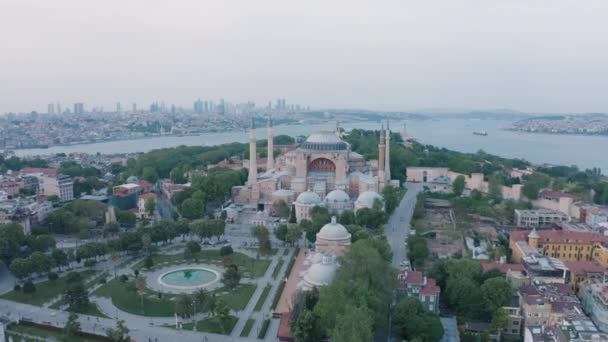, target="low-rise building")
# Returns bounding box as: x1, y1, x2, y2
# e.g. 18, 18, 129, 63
582, 283, 608, 333
396, 270, 441, 313
43, 174, 74, 202
515, 209, 570, 228
519, 282, 582, 327
137, 192, 157, 219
